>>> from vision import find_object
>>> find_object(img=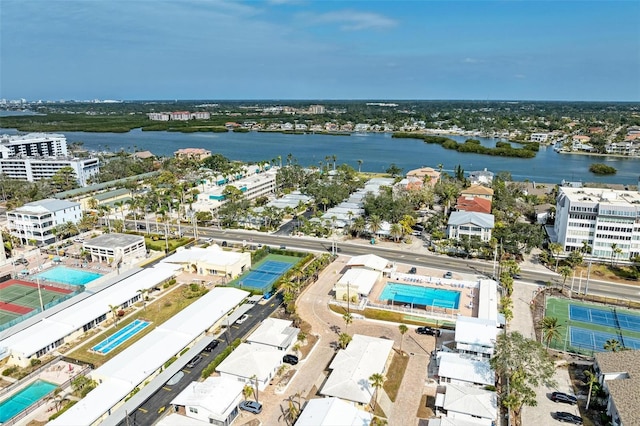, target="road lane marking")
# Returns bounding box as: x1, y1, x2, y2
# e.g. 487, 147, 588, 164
162, 386, 171, 391
158, 406, 166, 414
138, 408, 148, 413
